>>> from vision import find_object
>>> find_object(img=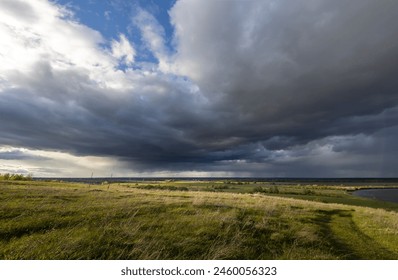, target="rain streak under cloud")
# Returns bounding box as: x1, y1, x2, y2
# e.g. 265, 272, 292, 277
1, 0, 398, 177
